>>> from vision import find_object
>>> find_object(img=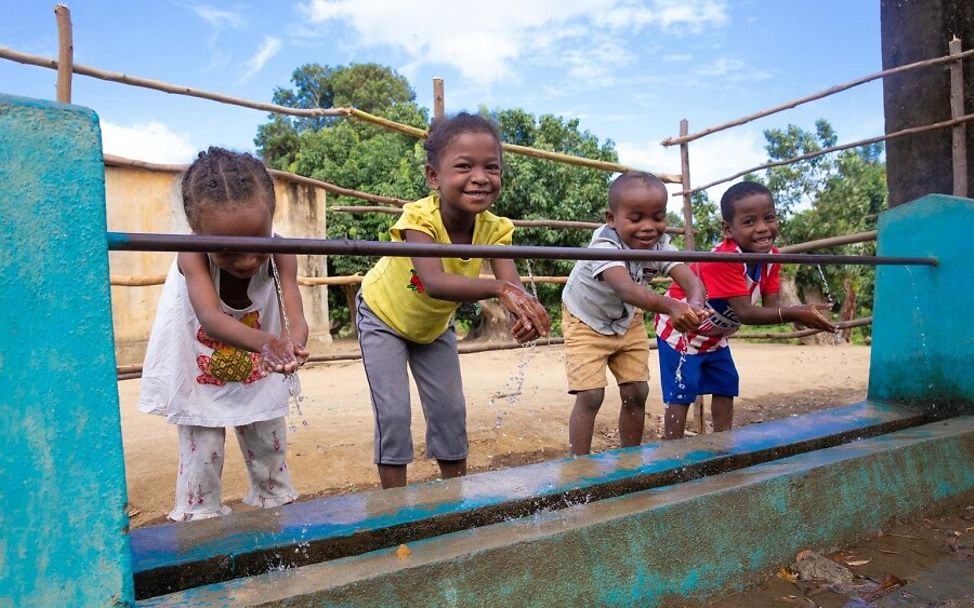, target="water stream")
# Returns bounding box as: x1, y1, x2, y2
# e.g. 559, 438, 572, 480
270, 256, 308, 432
